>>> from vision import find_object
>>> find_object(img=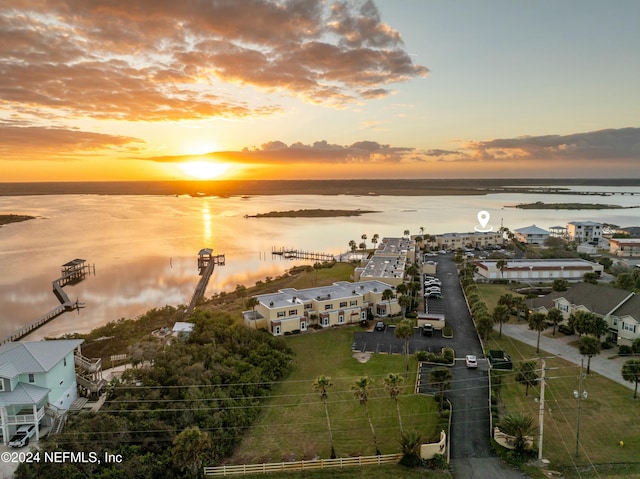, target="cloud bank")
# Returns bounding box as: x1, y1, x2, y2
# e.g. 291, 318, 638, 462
0, 0, 428, 124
